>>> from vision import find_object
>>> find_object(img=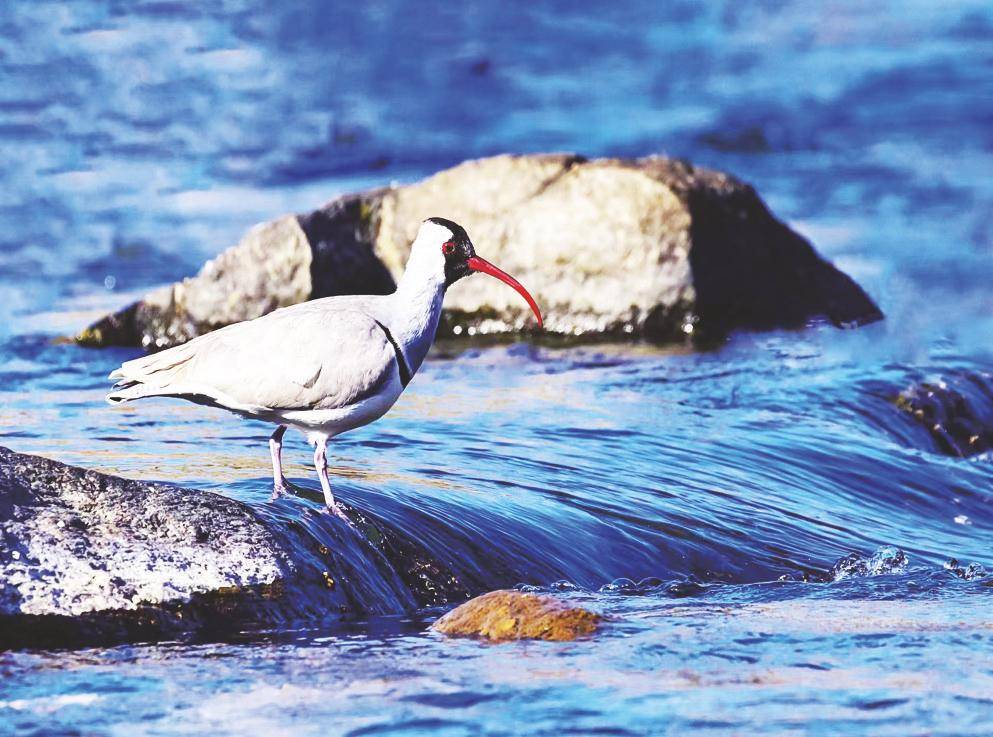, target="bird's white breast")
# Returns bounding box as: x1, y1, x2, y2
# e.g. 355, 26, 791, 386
274, 368, 405, 445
